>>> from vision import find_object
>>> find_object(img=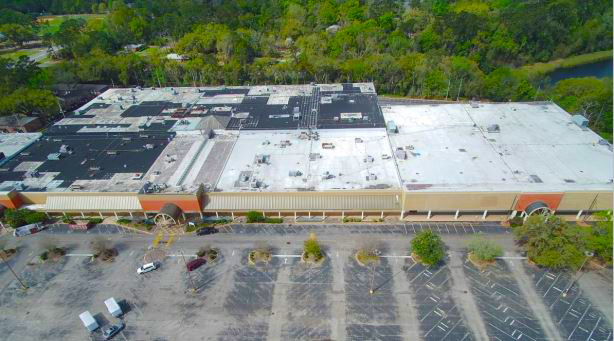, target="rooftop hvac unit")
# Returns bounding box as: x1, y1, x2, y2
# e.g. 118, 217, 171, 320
486, 124, 500, 133
386, 121, 398, 133
122, 137, 132, 141
364, 155, 374, 163
24, 170, 39, 178
355, 138, 363, 143
70, 184, 83, 190
366, 173, 377, 181
89, 166, 101, 171
322, 171, 335, 180
322, 143, 335, 149
255, 154, 270, 164
289, 170, 302, 177
250, 179, 260, 188
132, 173, 143, 180
381, 154, 391, 160
47, 153, 61, 160
309, 153, 321, 161
571, 115, 589, 128
107, 151, 118, 155
144, 144, 154, 149
394, 149, 407, 160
